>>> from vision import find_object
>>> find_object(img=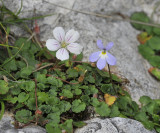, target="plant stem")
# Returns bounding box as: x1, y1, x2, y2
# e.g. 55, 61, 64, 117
34, 79, 38, 111
0, 101, 5, 120
34, 79, 38, 125
107, 64, 116, 94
